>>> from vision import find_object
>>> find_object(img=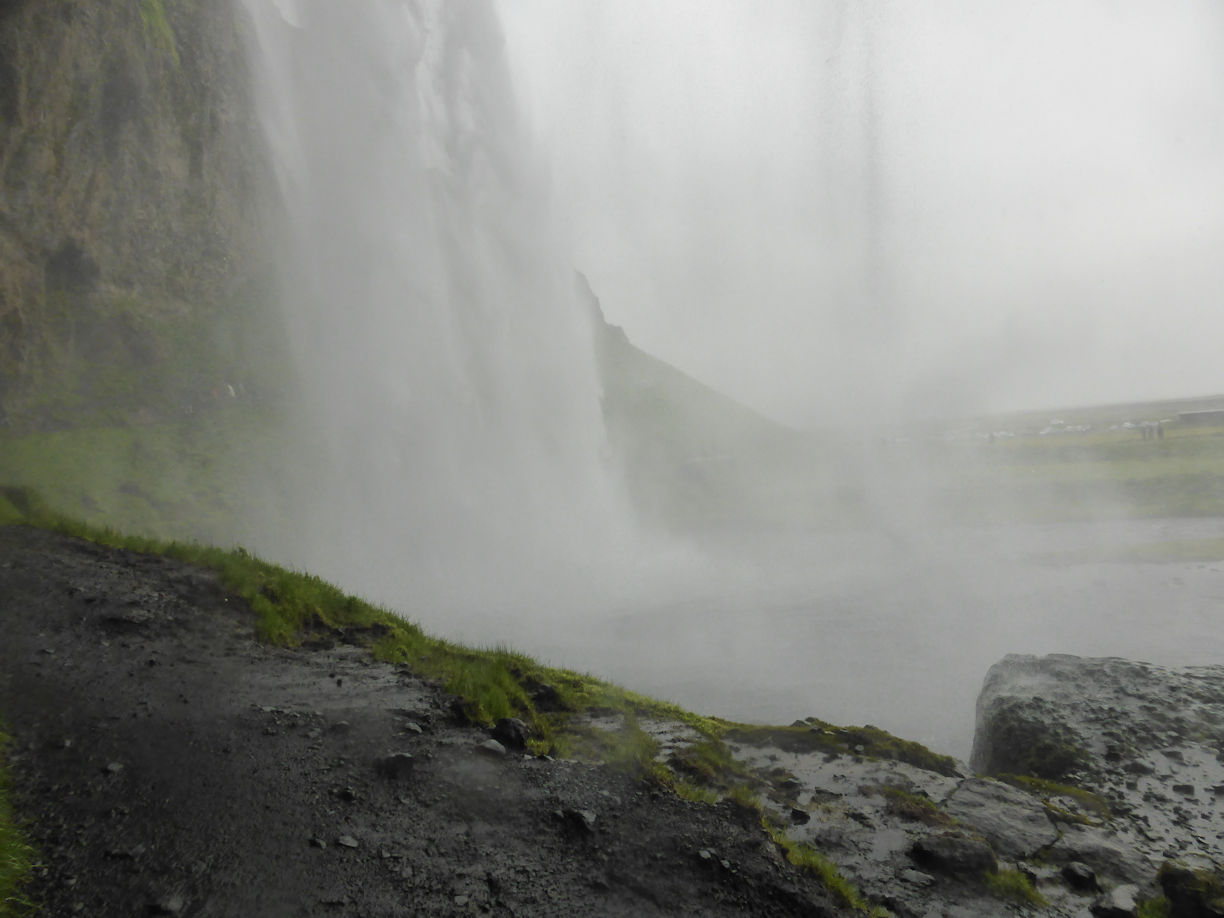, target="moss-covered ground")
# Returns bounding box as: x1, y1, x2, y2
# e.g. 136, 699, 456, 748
940, 421, 1224, 522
